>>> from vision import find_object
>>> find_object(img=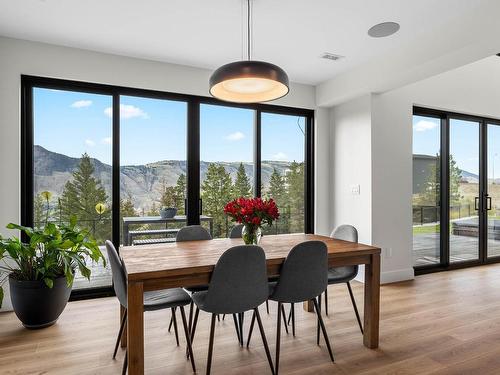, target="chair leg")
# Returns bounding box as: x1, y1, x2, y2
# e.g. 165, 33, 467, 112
206, 314, 217, 375
188, 301, 194, 334
312, 298, 335, 362
122, 350, 128, 375
232, 314, 241, 344
187, 306, 200, 359
287, 305, 292, 325
325, 288, 329, 316
266, 300, 270, 314
217, 314, 220, 322
246, 309, 256, 348
317, 295, 321, 345
113, 309, 127, 359
254, 307, 275, 375
347, 282, 364, 334
276, 302, 282, 375
238, 312, 245, 347
172, 306, 180, 346
168, 307, 176, 332
280, 304, 289, 334
291, 303, 295, 337
179, 306, 196, 373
